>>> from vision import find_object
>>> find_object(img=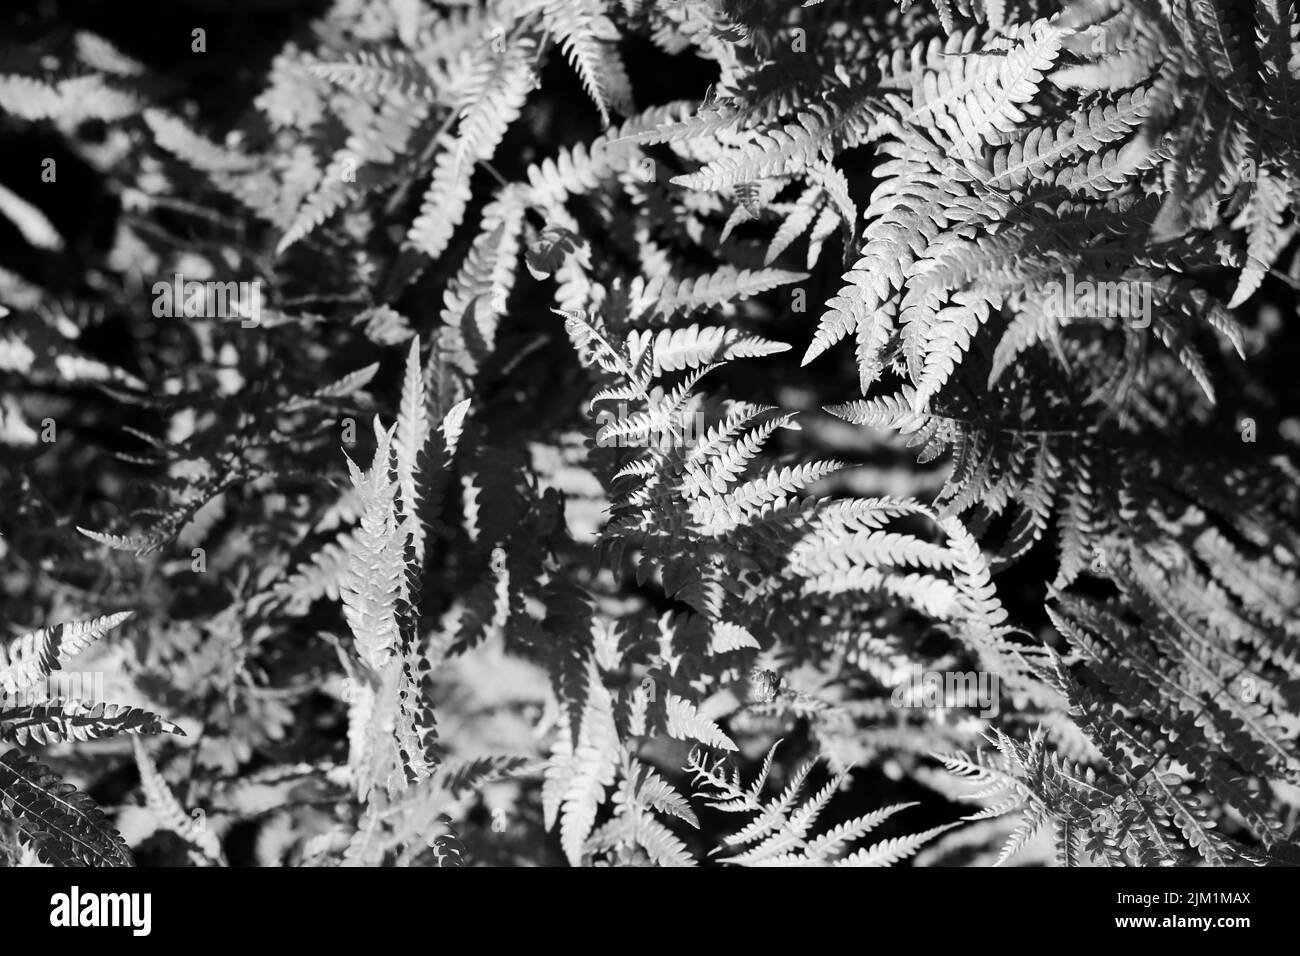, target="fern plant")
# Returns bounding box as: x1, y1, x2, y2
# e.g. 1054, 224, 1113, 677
0, 0, 1297, 868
